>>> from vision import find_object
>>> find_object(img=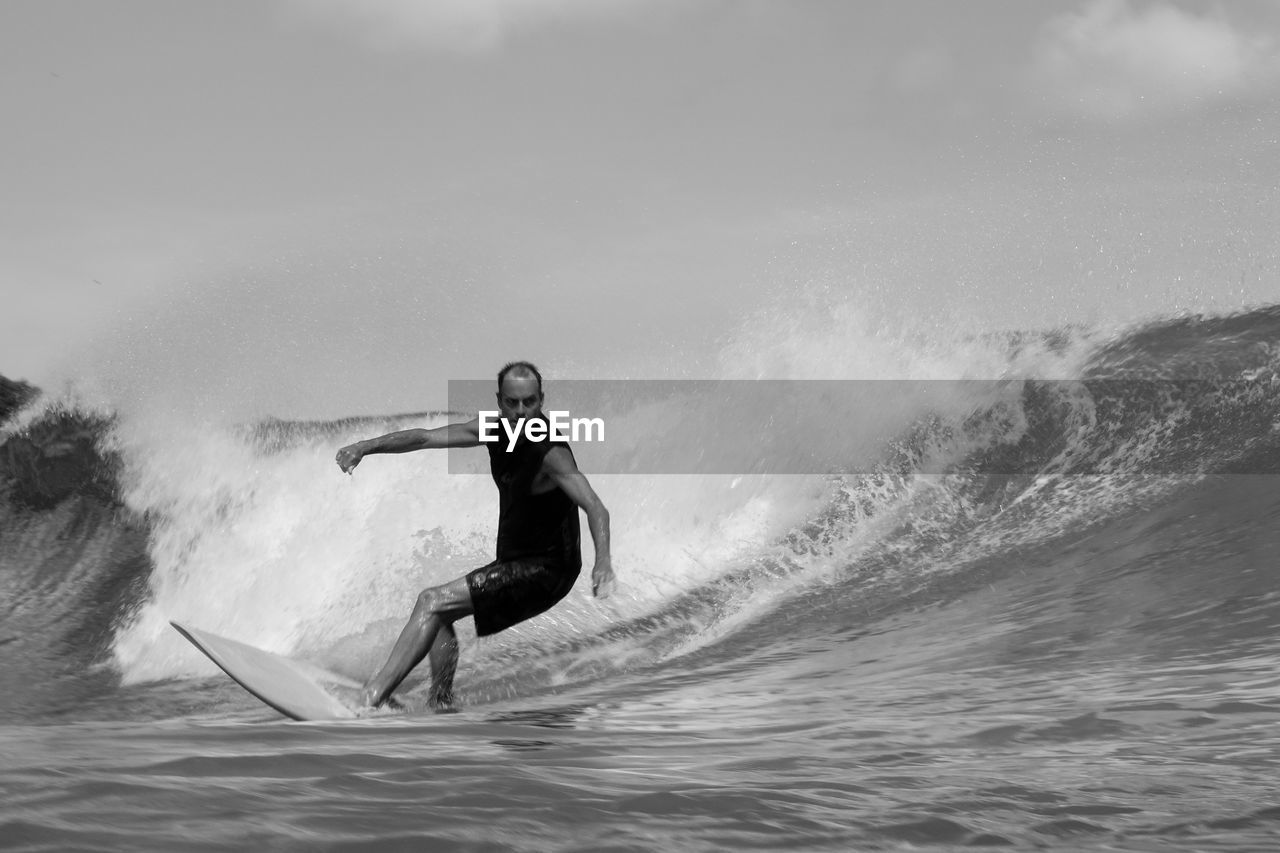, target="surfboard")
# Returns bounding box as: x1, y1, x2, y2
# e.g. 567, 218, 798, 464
170, 621, 359, 721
